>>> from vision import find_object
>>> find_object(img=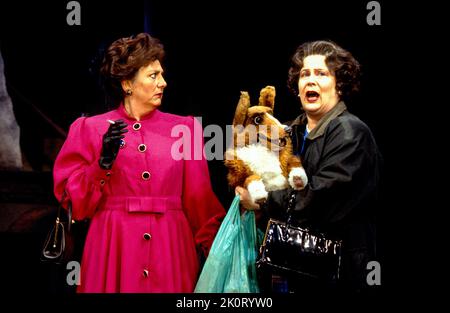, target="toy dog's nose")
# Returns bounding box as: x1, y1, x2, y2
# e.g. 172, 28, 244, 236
284, 126, 293, 137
